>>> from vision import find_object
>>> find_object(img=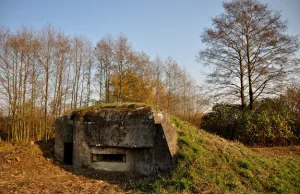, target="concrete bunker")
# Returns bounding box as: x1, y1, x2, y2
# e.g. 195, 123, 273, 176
55, 105, 178, 175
